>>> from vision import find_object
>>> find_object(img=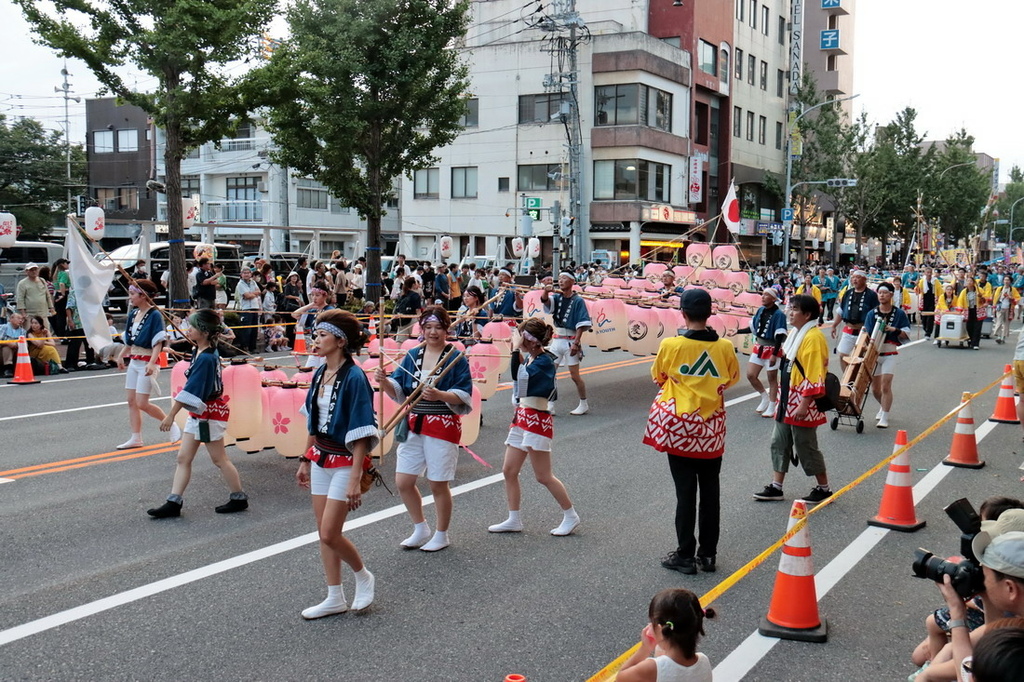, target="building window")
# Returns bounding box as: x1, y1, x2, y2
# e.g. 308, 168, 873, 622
329, 196, 352, 214
117, 129, 138, 153
778, 16, 786, 45
735, 48, 744, 79
749, 0, 757, 28
698, 40, 717, 75
96, 188, 116, 210
747, 55, 755, 85
517, 164, 564, 192
413, 168, 440, 198
593, 159, 670, 202
777, 69, 785, 97
225, 177, 261, 221
775, 121, 784, 150
224, 121, 256, 151
827, 54, 838, 71
451, 167, 478, 199
180, 175, 200, 198
828, 14, 838, 30
746, 111, 754, 141
736, 0, 744, 21
498, 177, 510, 192
458, 98, 479, 128
762, 6, 770, 35
594, 84, 672, 131
297, 178, 329, 210
733, 106, 742, 137
185, 147, 200, 160
719, 47, 730, 82
758, 116, 767, 145
93, 130, 114, 154
760, 61, 768, 91
518, 93, 568, 124
119, 187, 139, 211
694, 102, 709, 145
